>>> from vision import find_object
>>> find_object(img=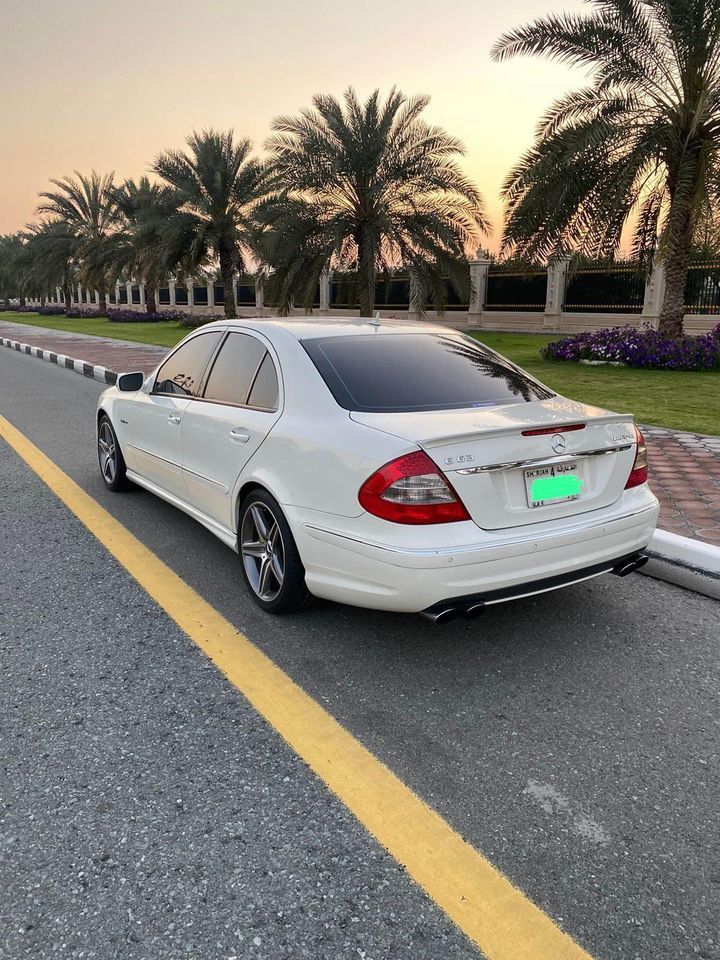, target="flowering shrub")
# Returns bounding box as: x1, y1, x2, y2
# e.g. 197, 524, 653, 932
177, 315, 219, 329
107, 309, 188, 323
65, 308, 103, 319
37, 305, 67, 315
542, 324, 720, 371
